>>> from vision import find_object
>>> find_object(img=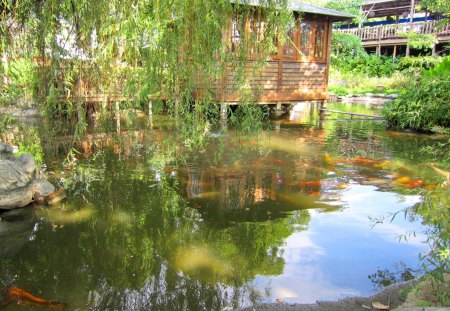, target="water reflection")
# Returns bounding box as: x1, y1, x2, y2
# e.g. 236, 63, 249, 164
0, 207, 37, 257
0, 110, 444, 310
